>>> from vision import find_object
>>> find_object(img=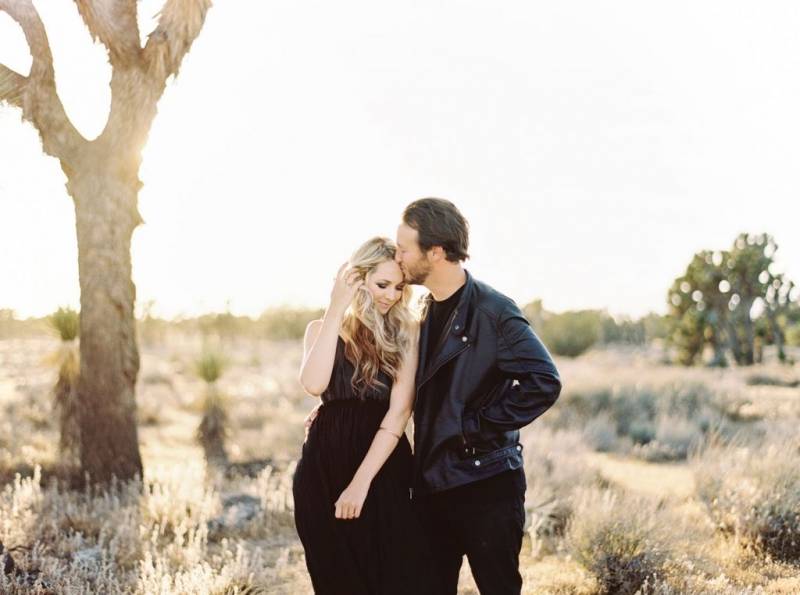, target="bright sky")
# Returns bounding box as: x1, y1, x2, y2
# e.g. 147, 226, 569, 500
1, 1, 799, 320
